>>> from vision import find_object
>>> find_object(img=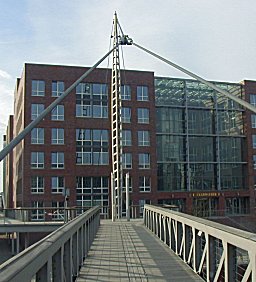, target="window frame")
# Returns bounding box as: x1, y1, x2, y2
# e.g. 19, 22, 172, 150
51, 105, 64, 121
31, 128, 44, 144
31, 152, 44, 169
52, 81, 64, 97
31, 176, 44, 194
51, 152, 65, 169
137, 108, 149, 124
137, 86, 149, 101
138, 153, 150, 169
32, 80, 45, 96
138, 130, 150, 146
51, 128, 64, 144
